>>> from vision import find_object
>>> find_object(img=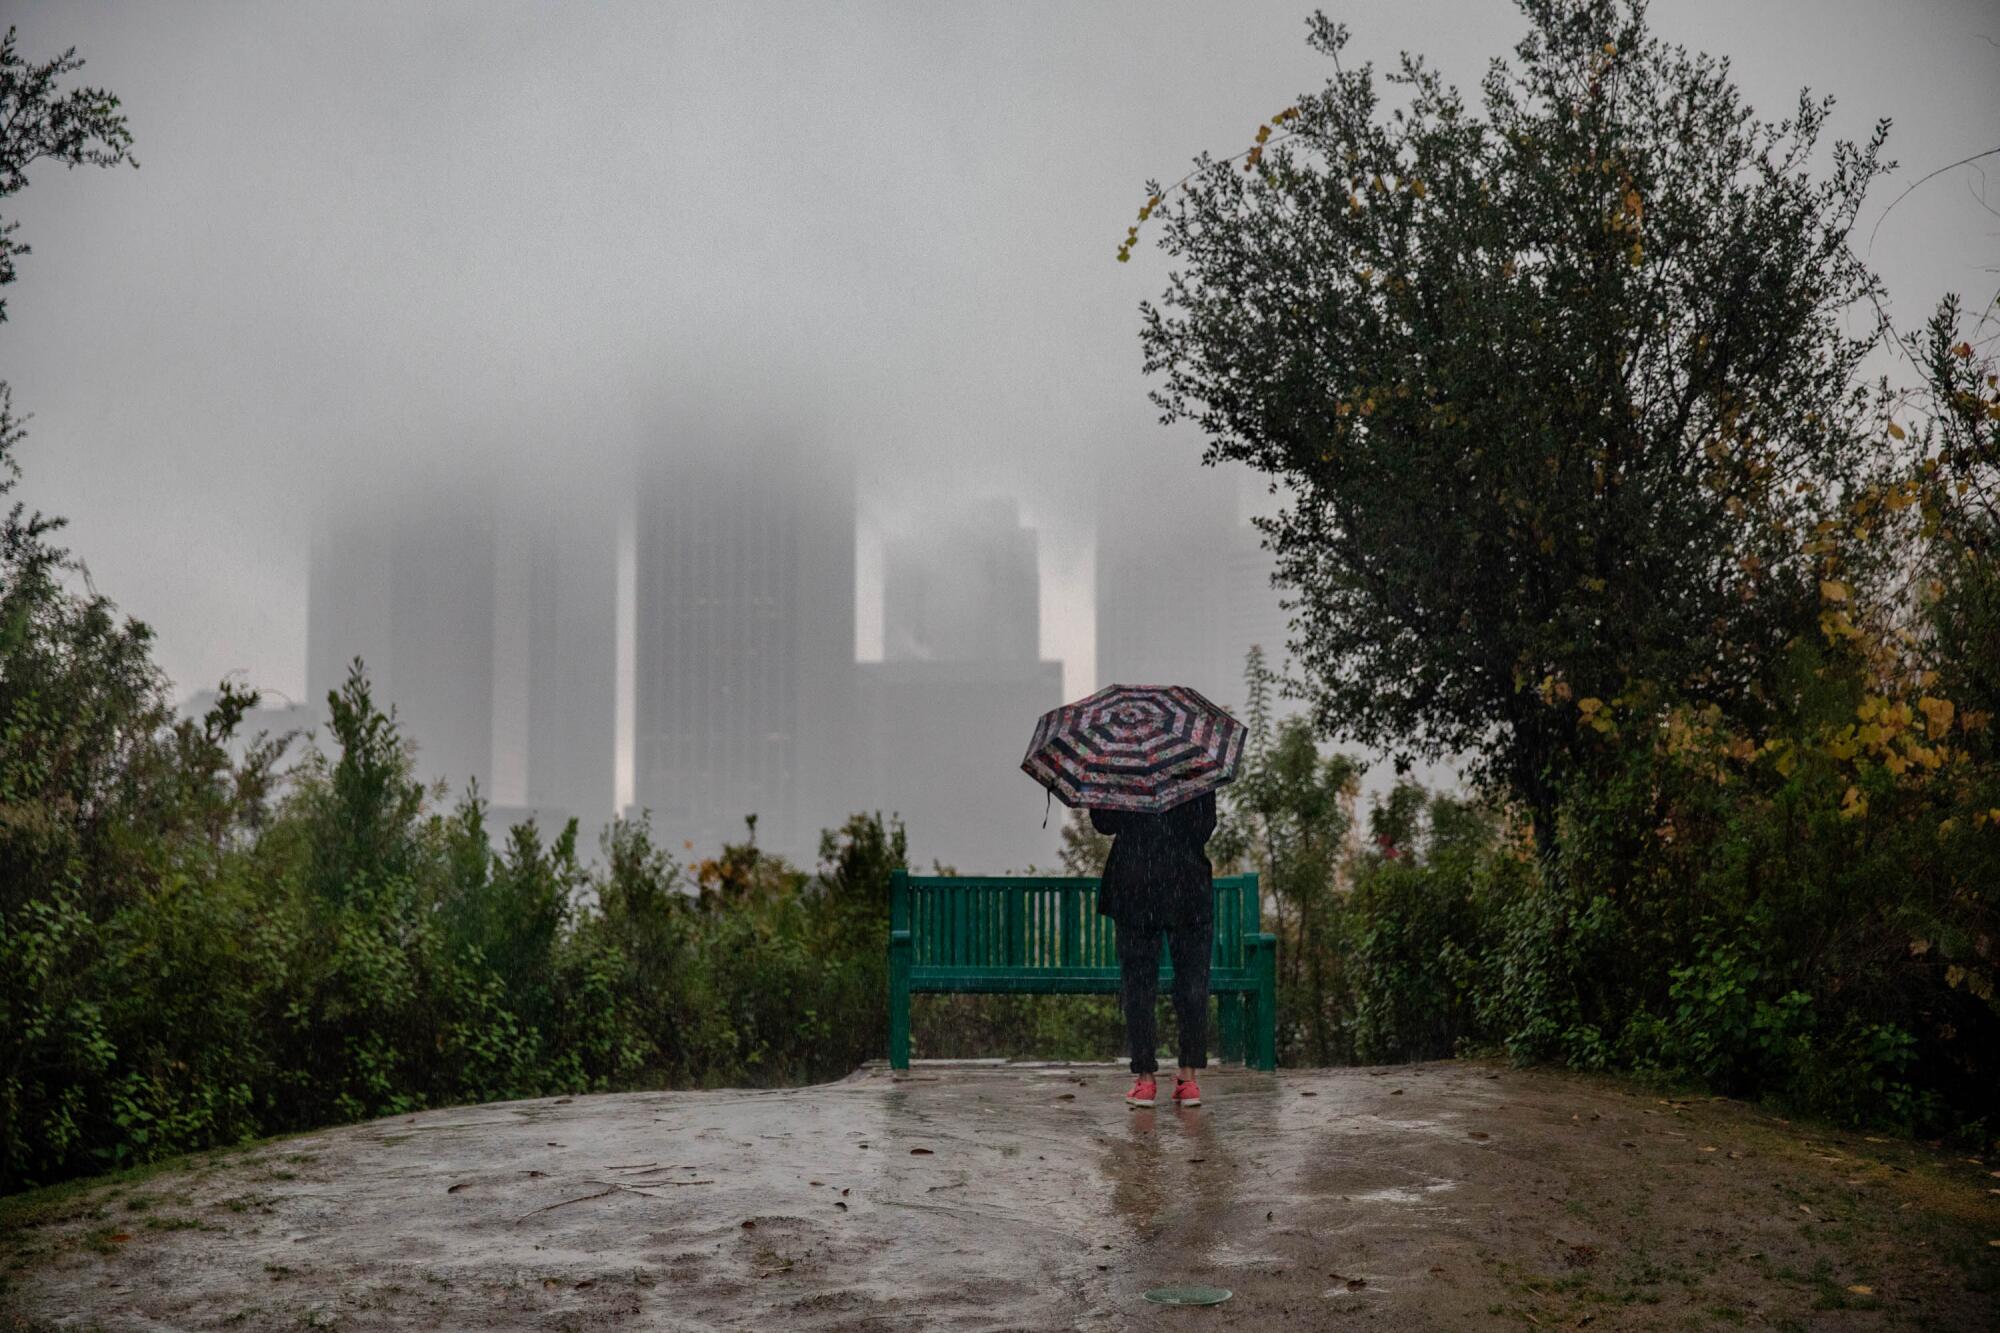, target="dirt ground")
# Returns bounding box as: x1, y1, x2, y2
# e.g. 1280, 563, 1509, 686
2, 1057, 1995, 1331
